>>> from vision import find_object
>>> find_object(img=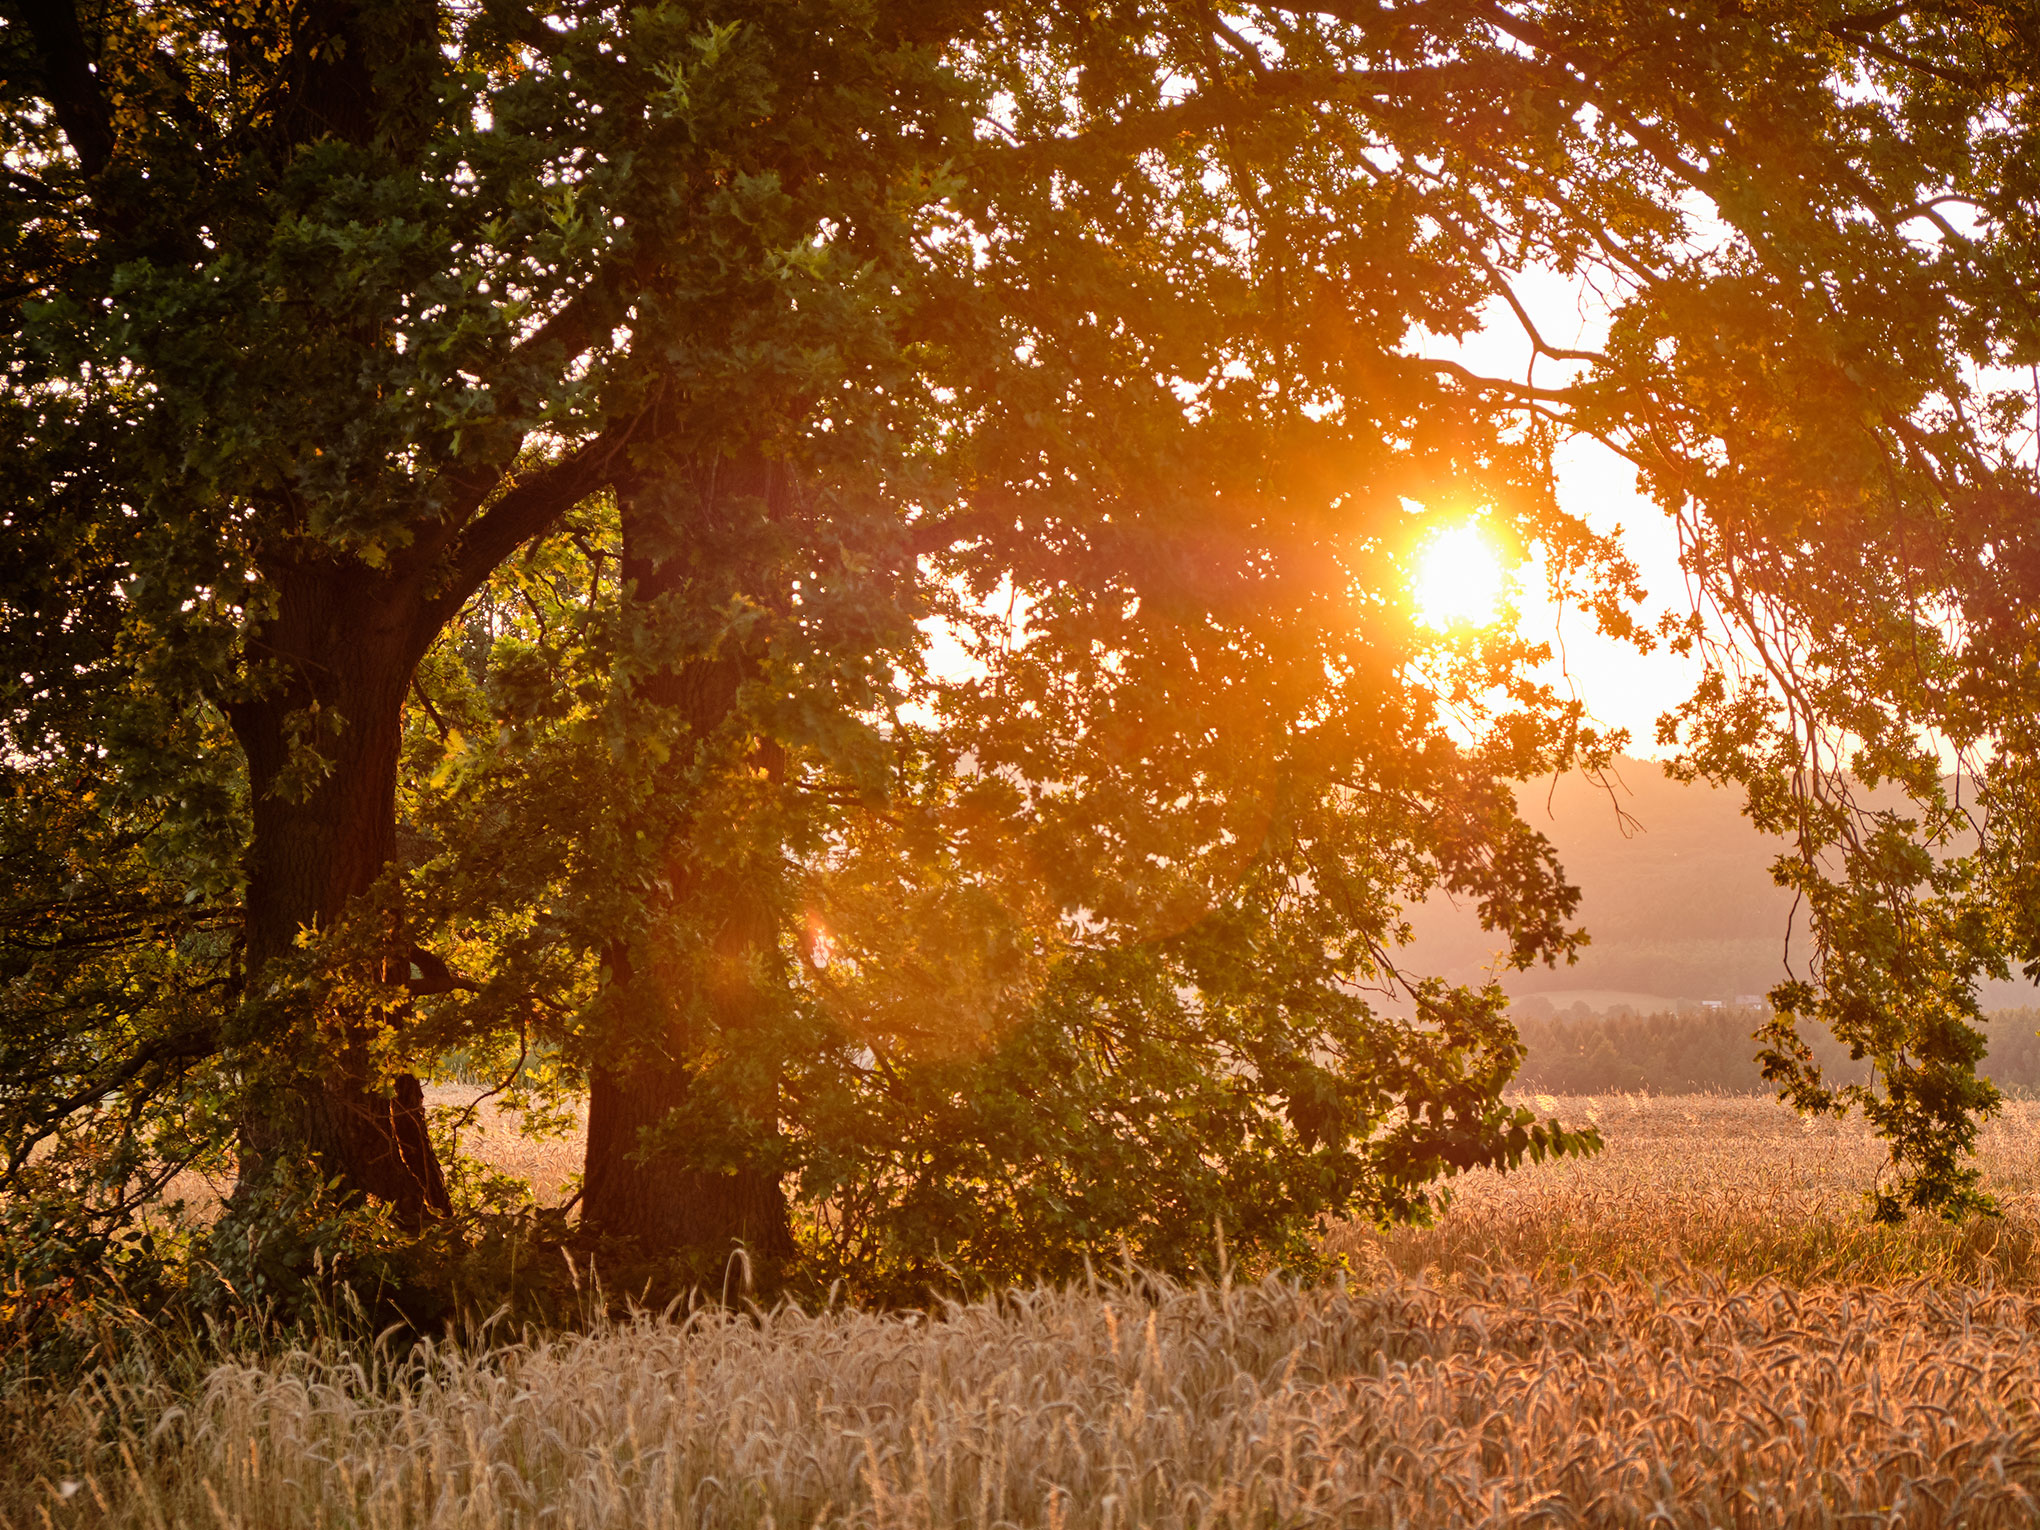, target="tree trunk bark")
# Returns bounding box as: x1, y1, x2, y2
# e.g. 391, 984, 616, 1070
578, 464, 795, 1281
229, 558, 450, 1229
582, 1003, 794, 1272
